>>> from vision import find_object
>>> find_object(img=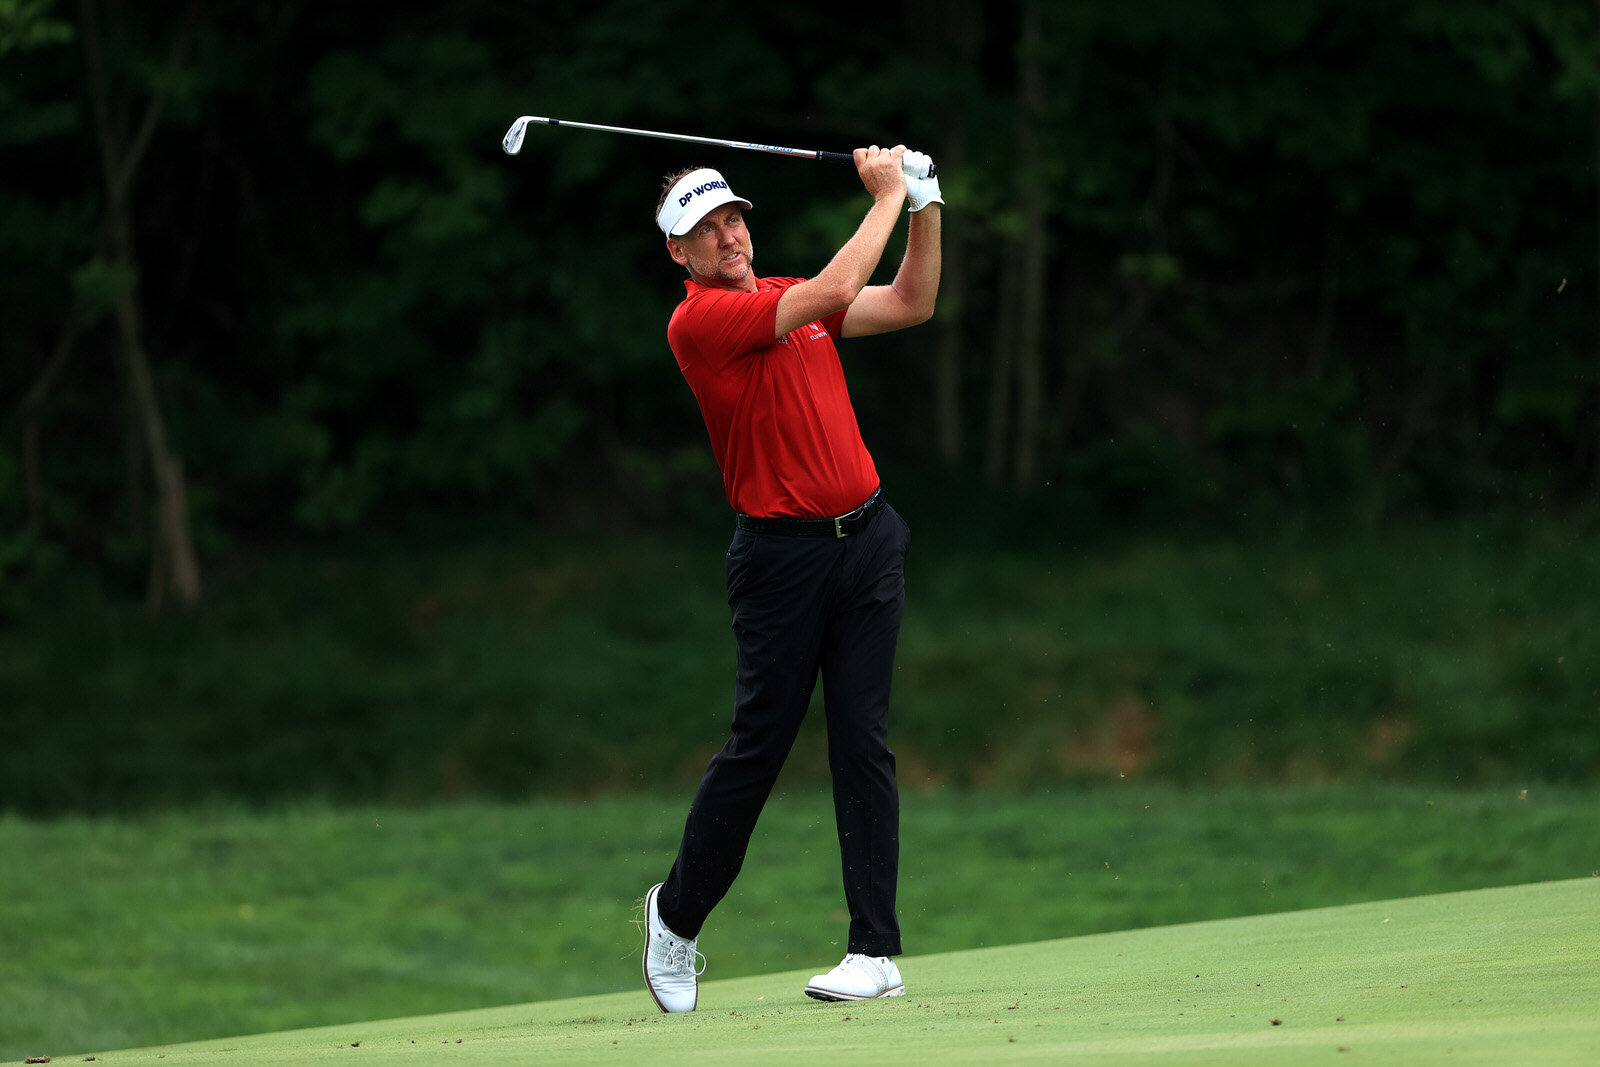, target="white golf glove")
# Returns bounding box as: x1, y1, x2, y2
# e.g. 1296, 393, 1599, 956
901, 150, 943, 212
